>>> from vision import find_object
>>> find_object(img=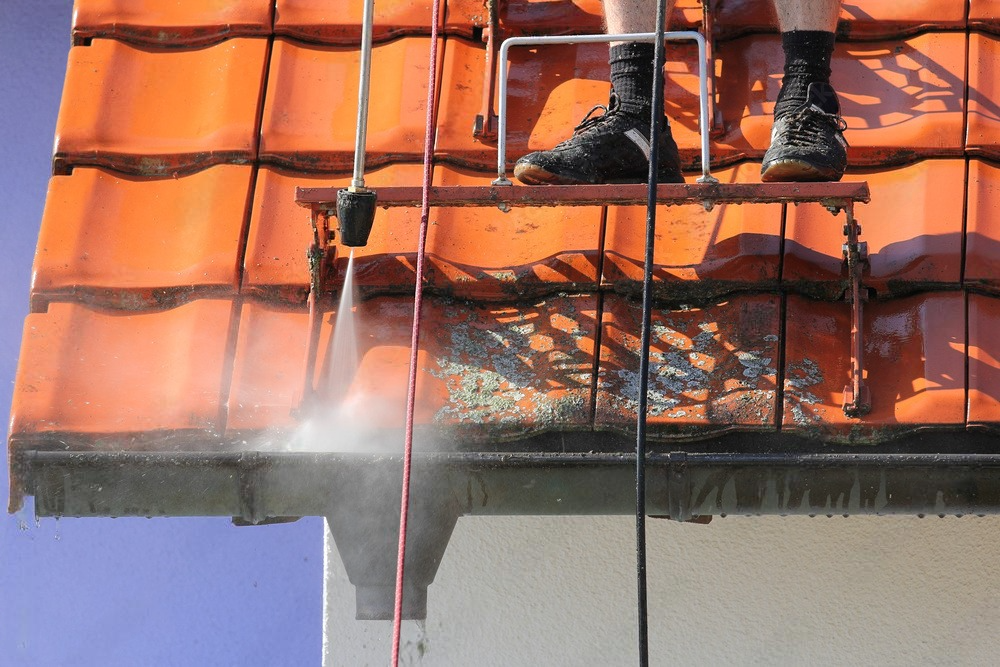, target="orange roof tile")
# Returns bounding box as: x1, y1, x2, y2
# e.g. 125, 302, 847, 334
259, 38, 439, 172
32, 166, 251, 311
603, 163, 782, 299
273, 0, 483, 43
965, 159, 1000, 291
966, 33, 1000, 158
596, 295, 780, 436
54, 38, 269, 175
14, 7, 1000, 516
11, 300, 235, 439
783, 293, 966, 439
72, 0, 274, 46
784, 160, 965, 297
